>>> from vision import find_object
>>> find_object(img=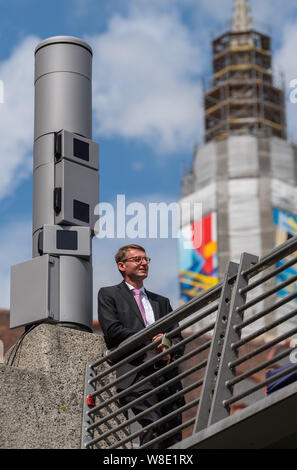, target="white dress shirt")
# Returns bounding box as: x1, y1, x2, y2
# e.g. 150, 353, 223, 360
125, 282, 155, 326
